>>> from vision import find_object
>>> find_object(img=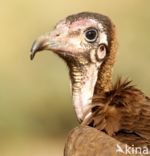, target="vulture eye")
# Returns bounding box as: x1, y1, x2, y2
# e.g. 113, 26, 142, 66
85, 28, 98, 43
